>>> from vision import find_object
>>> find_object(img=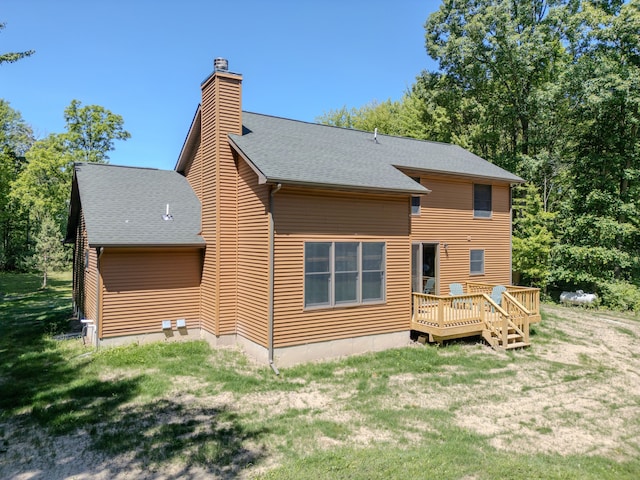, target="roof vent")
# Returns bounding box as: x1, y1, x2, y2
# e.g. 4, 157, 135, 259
214, 57, 229, 72
162, 203, 173, 221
